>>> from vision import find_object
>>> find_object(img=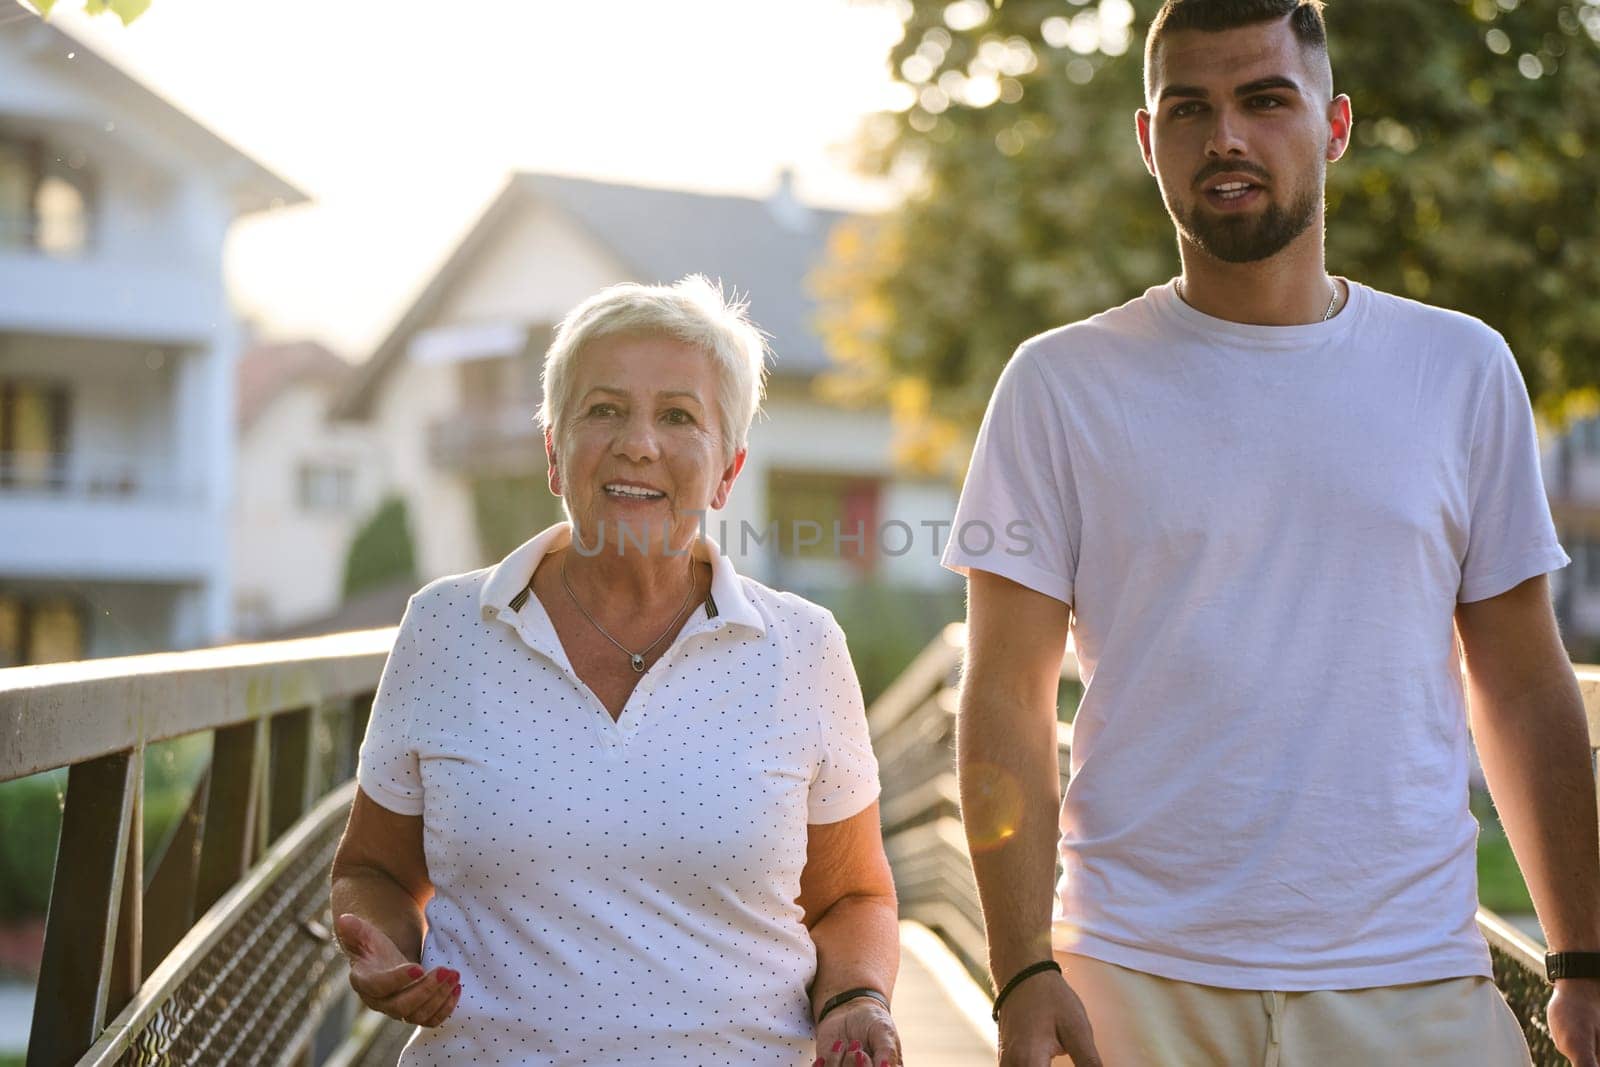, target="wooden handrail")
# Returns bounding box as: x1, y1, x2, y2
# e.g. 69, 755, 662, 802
2, 631, 394, 1066
0, 627, 394, 783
